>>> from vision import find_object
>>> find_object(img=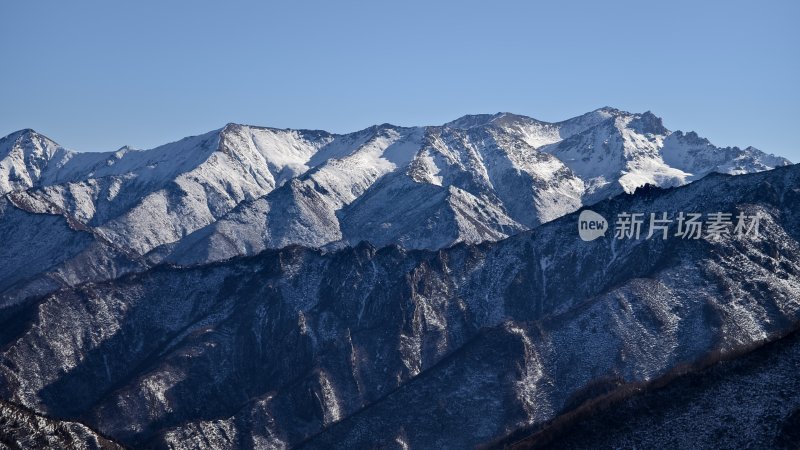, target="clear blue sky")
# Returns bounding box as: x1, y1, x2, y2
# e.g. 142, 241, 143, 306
2, 0, 798, 160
